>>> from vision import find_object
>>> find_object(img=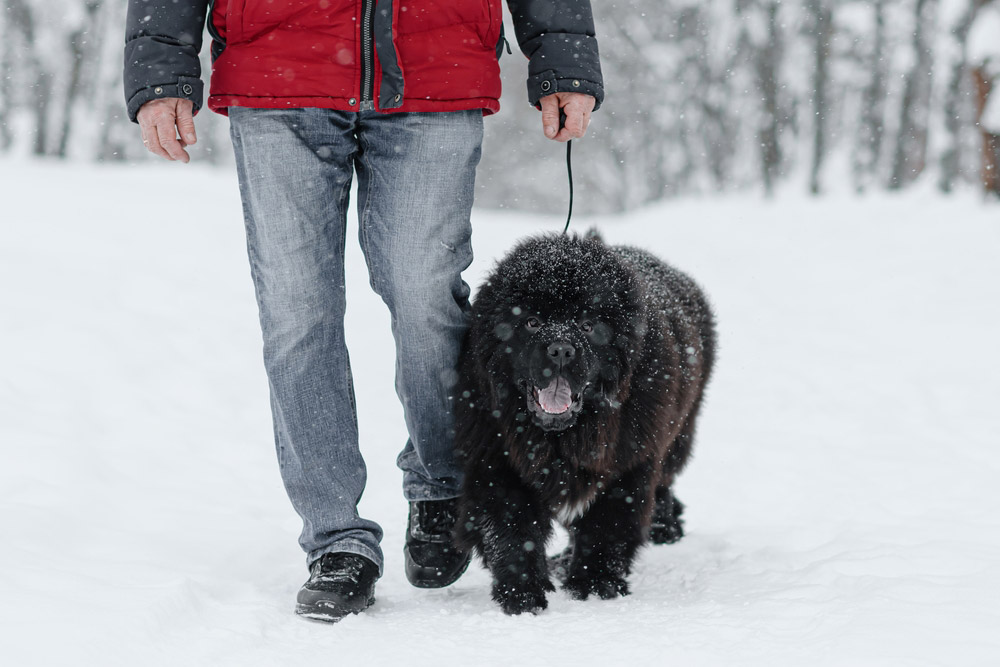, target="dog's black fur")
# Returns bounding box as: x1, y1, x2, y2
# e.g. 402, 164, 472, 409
453, 232, 716, 615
